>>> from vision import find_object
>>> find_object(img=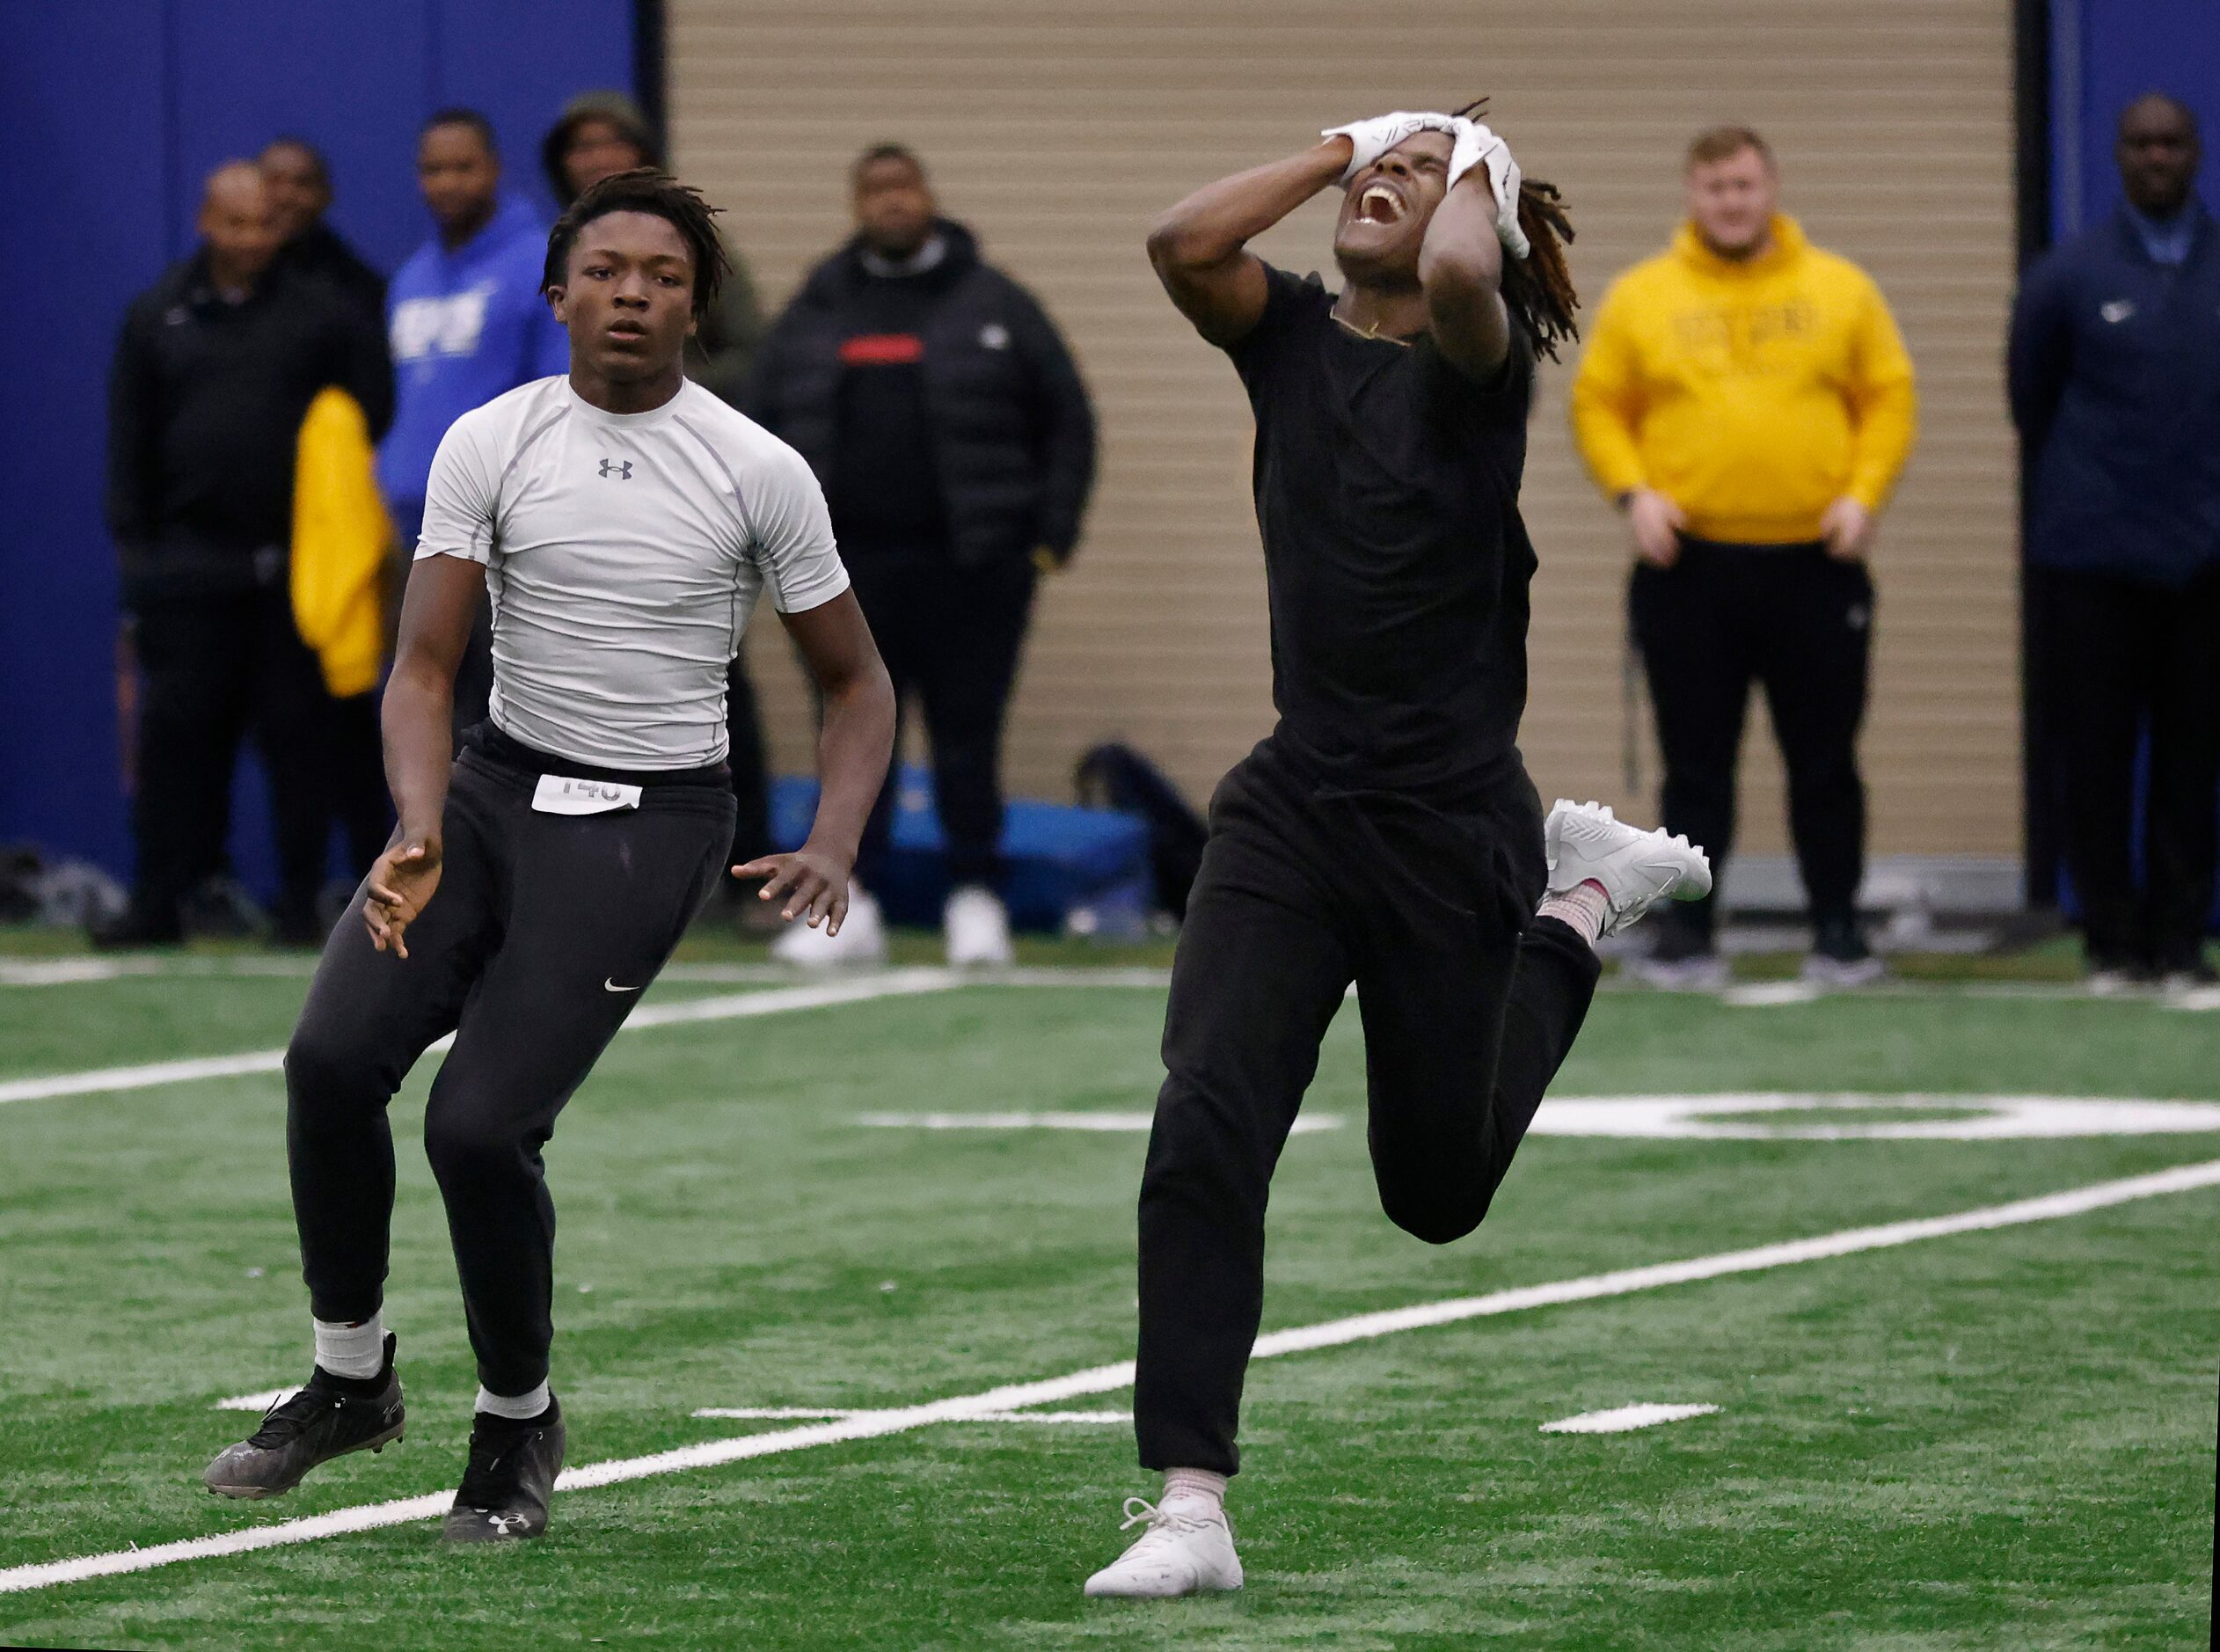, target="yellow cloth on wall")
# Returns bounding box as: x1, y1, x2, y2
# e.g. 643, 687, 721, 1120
290, 387, 391, 698
1569, 215, 1917, 545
